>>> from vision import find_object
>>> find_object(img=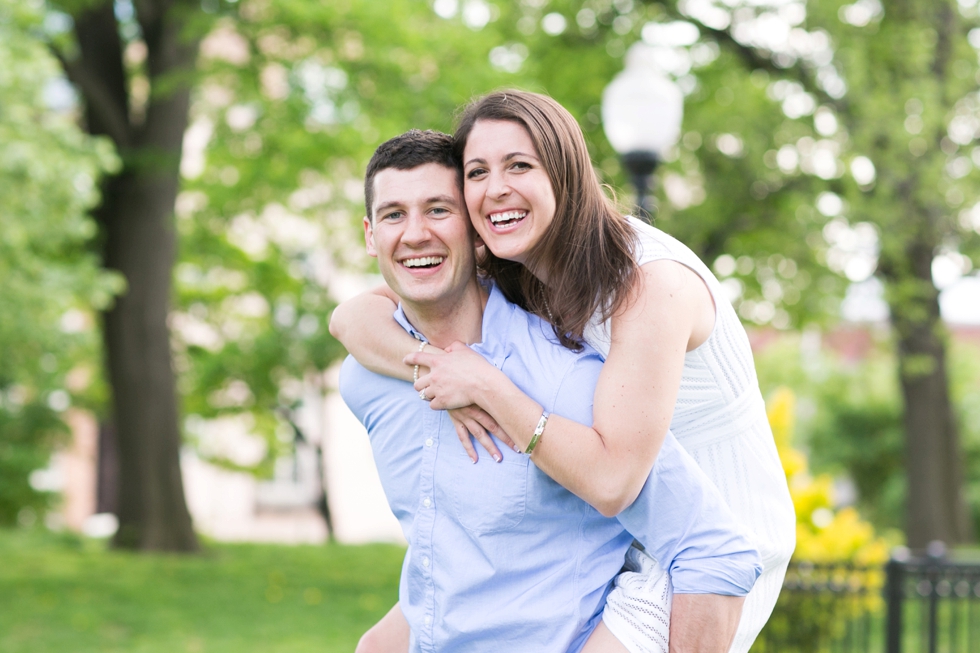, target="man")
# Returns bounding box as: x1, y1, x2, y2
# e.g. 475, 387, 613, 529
336, 130, 760, 652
